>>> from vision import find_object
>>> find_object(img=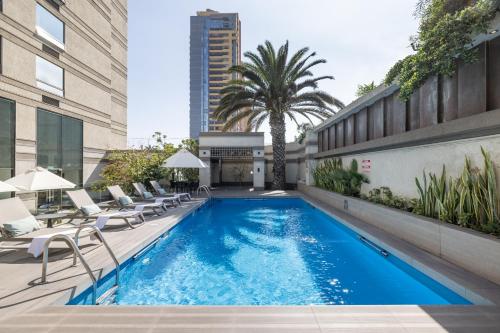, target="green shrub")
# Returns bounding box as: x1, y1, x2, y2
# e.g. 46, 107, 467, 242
314, 149, 499, 236
414, 148, 499, 234
90, 134, 200, 195
355, 81, 377, 97
363, 186, 415, 212
91, 148, 175, 194
313, 158, 369, 197
384, 0, 499, 100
